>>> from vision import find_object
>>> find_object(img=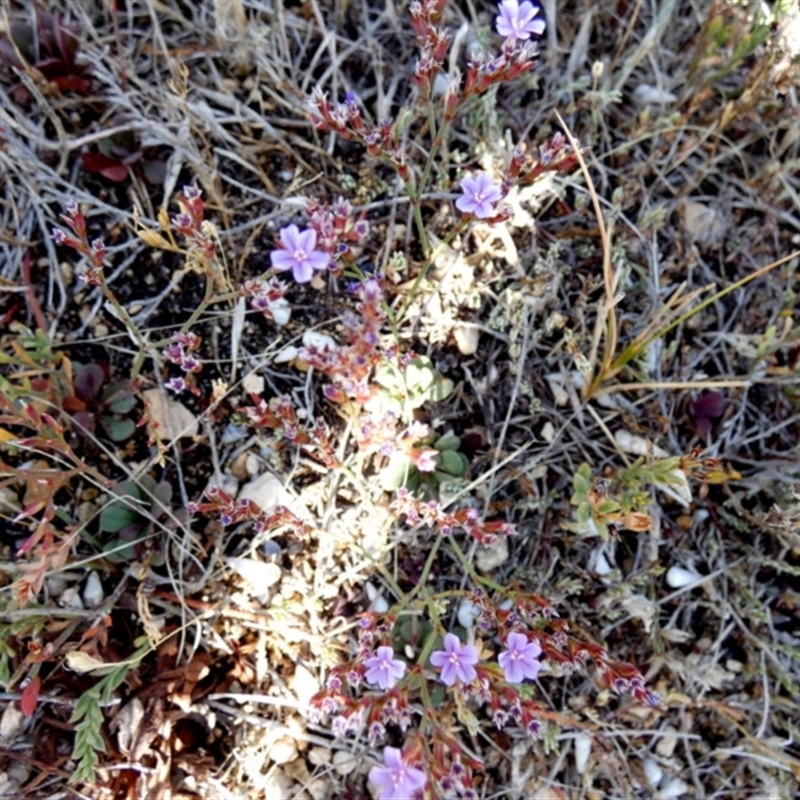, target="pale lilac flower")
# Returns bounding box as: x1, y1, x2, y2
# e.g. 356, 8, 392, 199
164, 376, 187, 394
495, 0, 545, 43
410, 447, 440, 473
364, 646, 406, 690
498, 631, 542, 684
455, 173, 503, 218
430, 633, 479, 686
368, 747, 427, 800
269, 224, 330, 283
